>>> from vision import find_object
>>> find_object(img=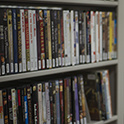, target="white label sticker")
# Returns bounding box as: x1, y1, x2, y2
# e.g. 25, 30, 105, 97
80, 119, 83, 124
42, 59, 45, 69
56, 58, 58, 67
75, 57, 77, 65
11, 63, 14, 73
39, 60, 41, 70
52, 59, 55, 68
2, 65, 5, 75
108, 52, 111, 60
15, 63, 18, 73
72, 57, 75, 66
80, 55, 83, 63
103, 53, 107, 60
28, 61, 30, 71
76, 58, 79, 65
47, 59, 49, 69
62, 58, 65, 66
105, 53, 108, 60
84, 117, 87, 124
83, 55, 85, 63
97, 54, 99, 62
59, 57, 61, 66
103, 53, 105, 60
68, 57, 71, 66
49, 59, 52, 68
87, 55, 90, 63
19, 63, 22, 72
31, 62, 33, 71
76, 120, 80, 124
6, 63, 9, 73
65, 57, 67, 66
35, 61, 38, 70
23, 62, 26, 72
100, 53, 102, 61
114, 52, 117, 59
